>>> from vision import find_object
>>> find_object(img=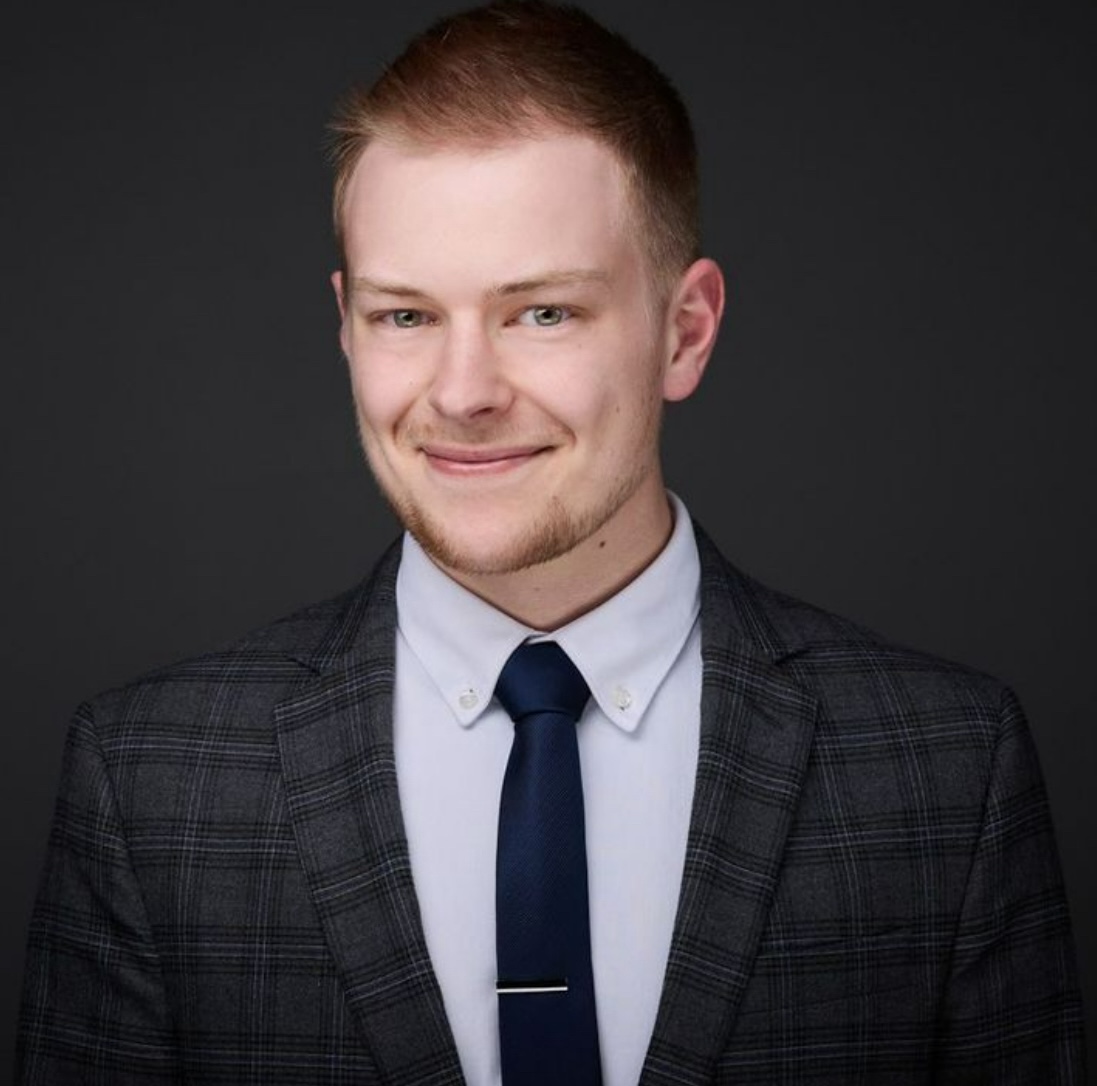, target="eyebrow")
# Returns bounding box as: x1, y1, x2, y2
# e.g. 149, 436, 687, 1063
489, 270, 610, 297
348, 269, 610, 299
